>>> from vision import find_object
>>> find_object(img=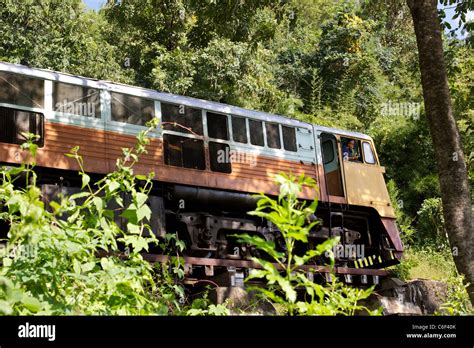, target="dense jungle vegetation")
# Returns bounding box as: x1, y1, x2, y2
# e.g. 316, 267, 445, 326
0, 0, 472, 314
